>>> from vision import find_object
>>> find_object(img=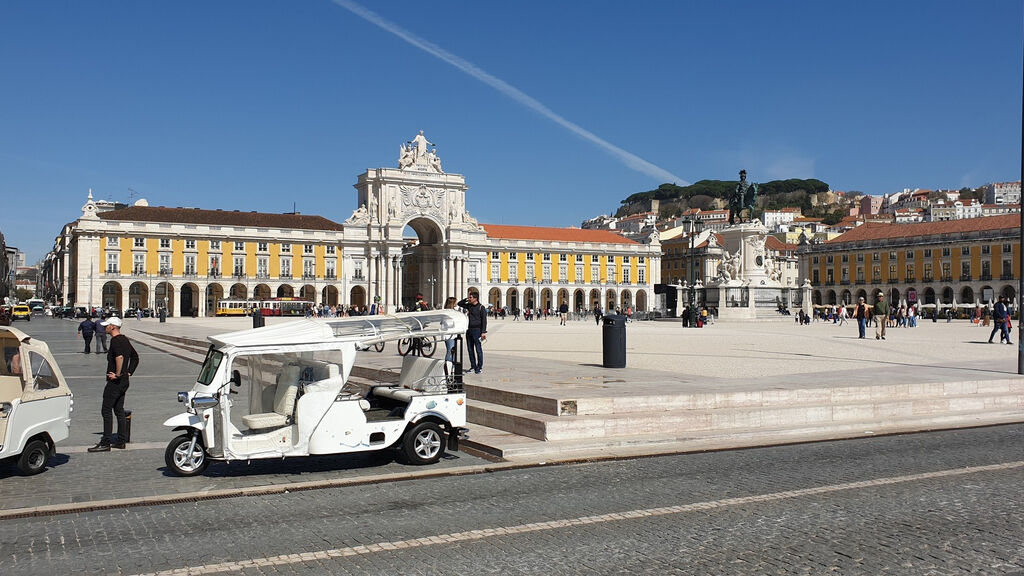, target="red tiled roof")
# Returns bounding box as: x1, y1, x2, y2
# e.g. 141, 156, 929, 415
827, 214, 1019, 244
765, 236, 798, 251
98, 205, 344, 231
481, 224, 640, 244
